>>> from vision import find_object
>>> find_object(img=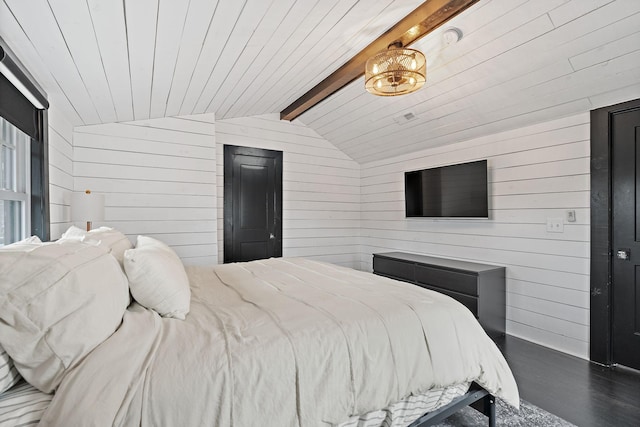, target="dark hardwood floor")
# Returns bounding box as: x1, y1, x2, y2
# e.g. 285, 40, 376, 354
494, 335, 640, 427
